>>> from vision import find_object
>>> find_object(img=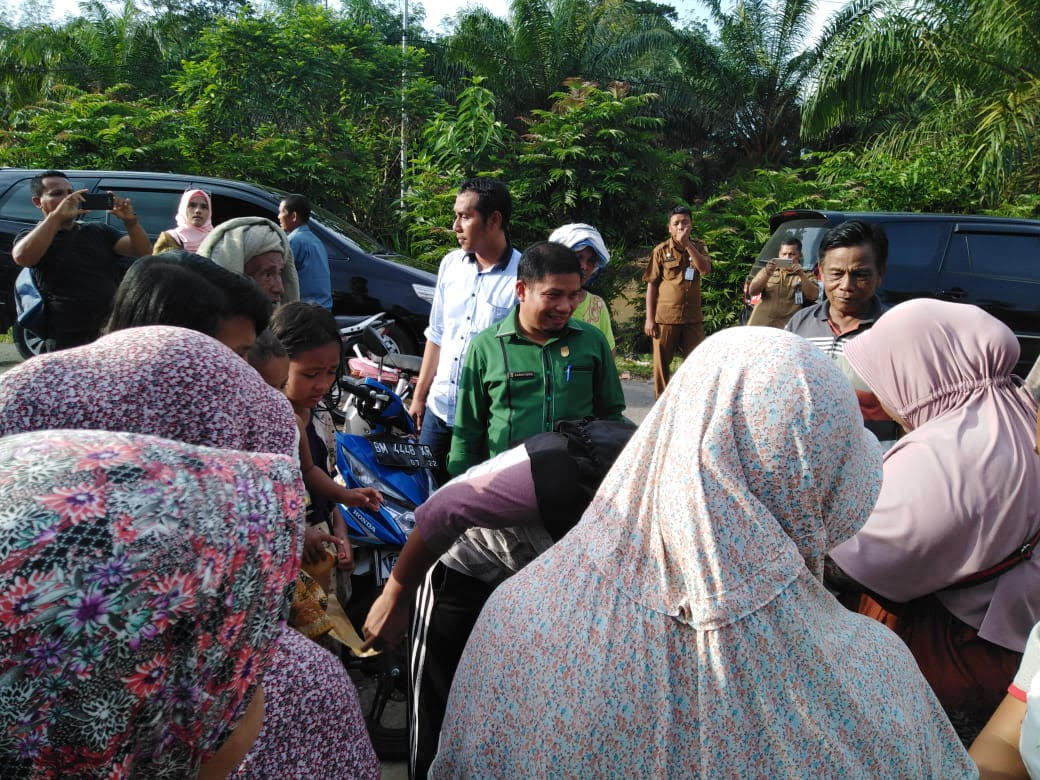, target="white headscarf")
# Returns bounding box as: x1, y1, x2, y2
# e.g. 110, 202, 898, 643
198, 216, 300, 302
548, 223, 610, 272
